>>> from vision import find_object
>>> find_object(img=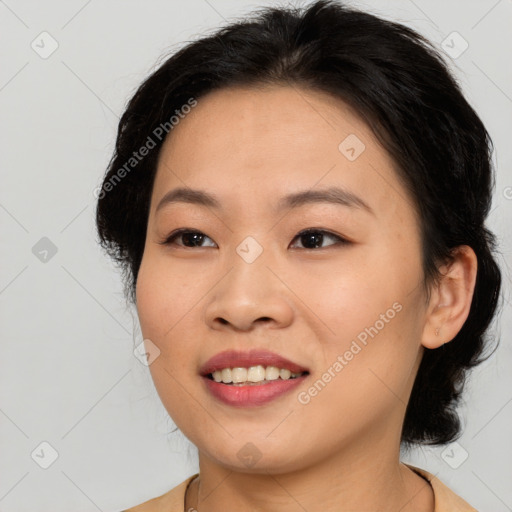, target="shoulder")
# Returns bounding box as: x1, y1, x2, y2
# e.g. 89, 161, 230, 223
121, 474, 198, 512
405, 463, 478, 512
